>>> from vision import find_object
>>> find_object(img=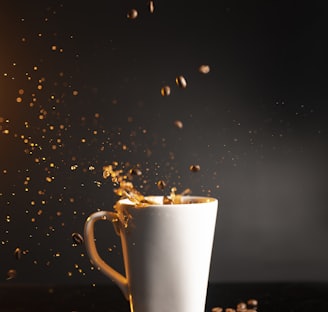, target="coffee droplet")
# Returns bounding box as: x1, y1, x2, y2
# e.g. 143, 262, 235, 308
127, 9, 138, 19
148, 0, 155, 13
176, 75, 187, 88
161, 86, 171, 96
189, 164, 200, 172
157, 180, 166, 190
198, 64, 210, 74
6, 269, 17, 280
72, 232, 84, 245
